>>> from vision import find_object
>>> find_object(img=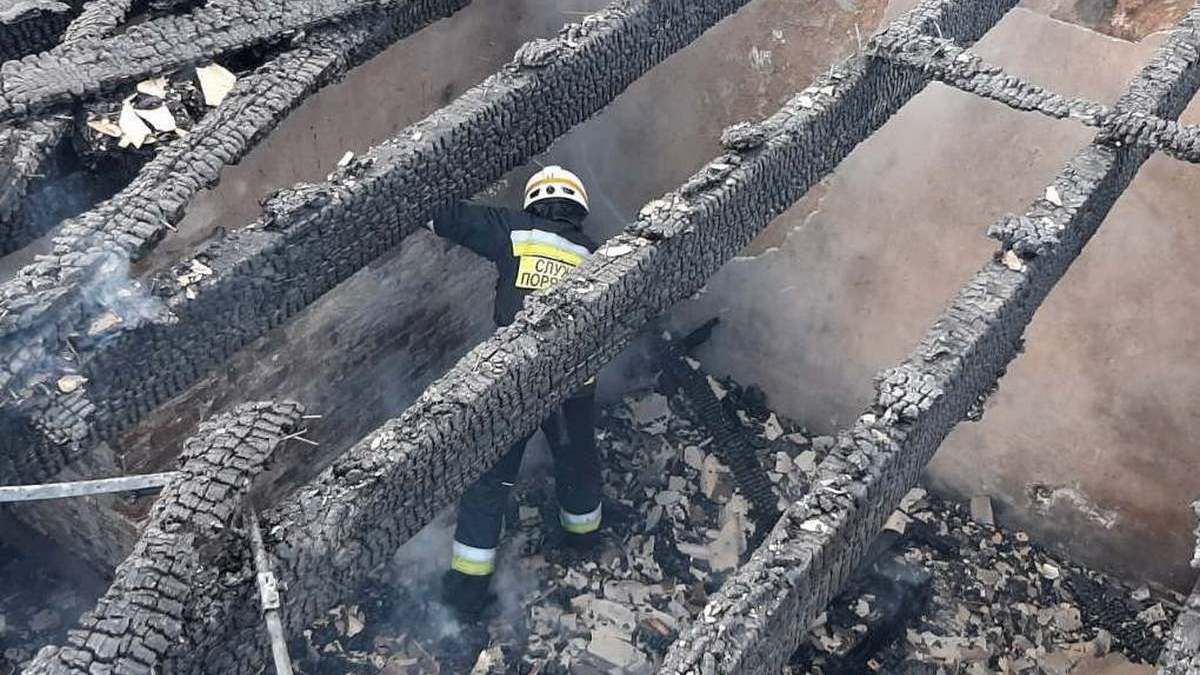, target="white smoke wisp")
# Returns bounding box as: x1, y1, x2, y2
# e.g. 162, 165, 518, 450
389, 508, 464, 640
